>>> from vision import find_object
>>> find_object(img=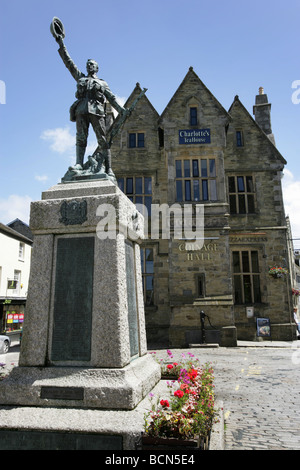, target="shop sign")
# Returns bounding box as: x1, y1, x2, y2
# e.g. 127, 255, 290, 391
179, 129, 210, 144
230, 233, 267, 243
6, 314, 13, 324
19, 313, 24, 322
13, 314, 19, 323
7, 280, 17, 289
